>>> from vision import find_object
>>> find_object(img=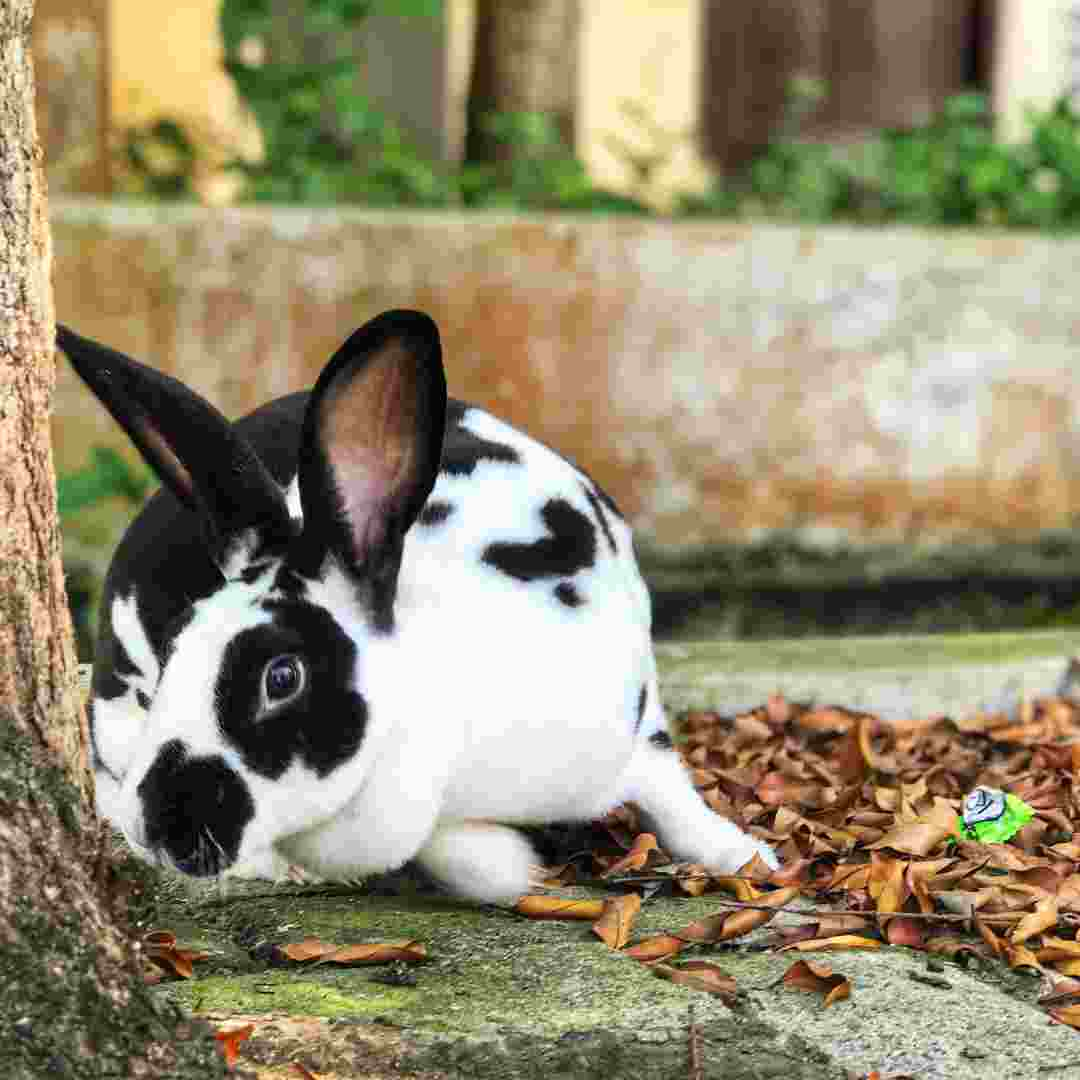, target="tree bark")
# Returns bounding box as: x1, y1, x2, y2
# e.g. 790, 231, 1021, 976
465, 0, 579, 163
0, 3, 222, 1076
